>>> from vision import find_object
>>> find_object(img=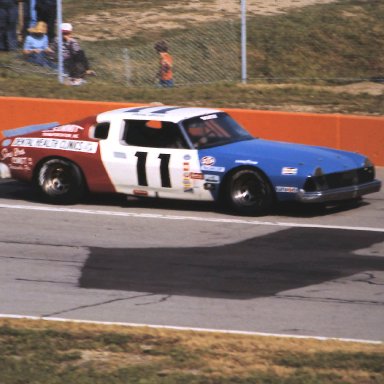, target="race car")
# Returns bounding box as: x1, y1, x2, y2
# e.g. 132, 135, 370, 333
0, 105, 381, 215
